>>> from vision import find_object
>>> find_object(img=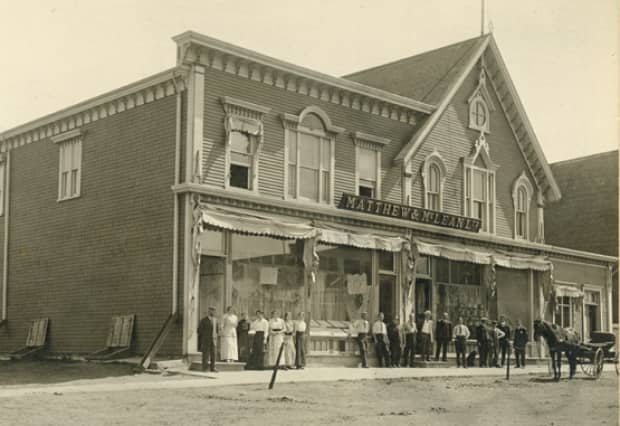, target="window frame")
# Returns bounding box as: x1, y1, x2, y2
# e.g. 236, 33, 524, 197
421, 150, 447, 211
462, 133, 498, 234
221, 96, 271, 193
351, 131, 390, 200
512, 171, 535, 240
52, 129, 83, 202
467, 67, 495, 134
282, 106, 345, 205
0, 159, 5, 216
